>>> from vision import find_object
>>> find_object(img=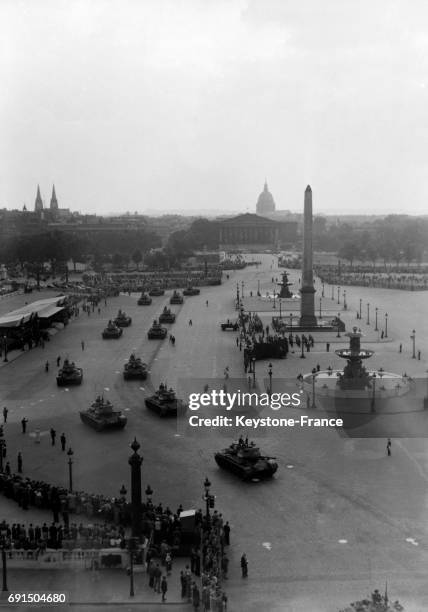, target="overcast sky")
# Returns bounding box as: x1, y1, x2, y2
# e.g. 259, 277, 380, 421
1, 0, 428, 217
